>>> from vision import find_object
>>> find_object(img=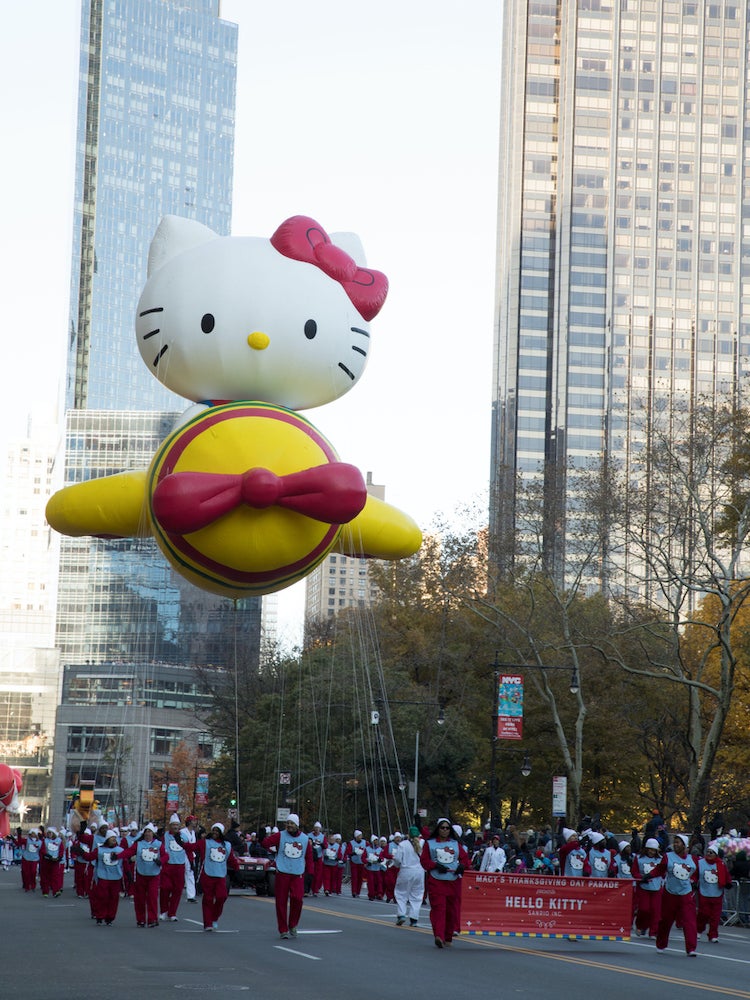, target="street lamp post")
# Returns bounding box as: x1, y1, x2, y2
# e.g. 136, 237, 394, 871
489, 654, 579, 831
372, 699, 444, 828
413, 730, 419, 822
162, 771, 169, 826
